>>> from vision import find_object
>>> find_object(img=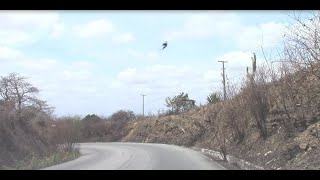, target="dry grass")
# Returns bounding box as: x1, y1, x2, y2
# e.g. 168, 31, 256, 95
7, 148, 80, 170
